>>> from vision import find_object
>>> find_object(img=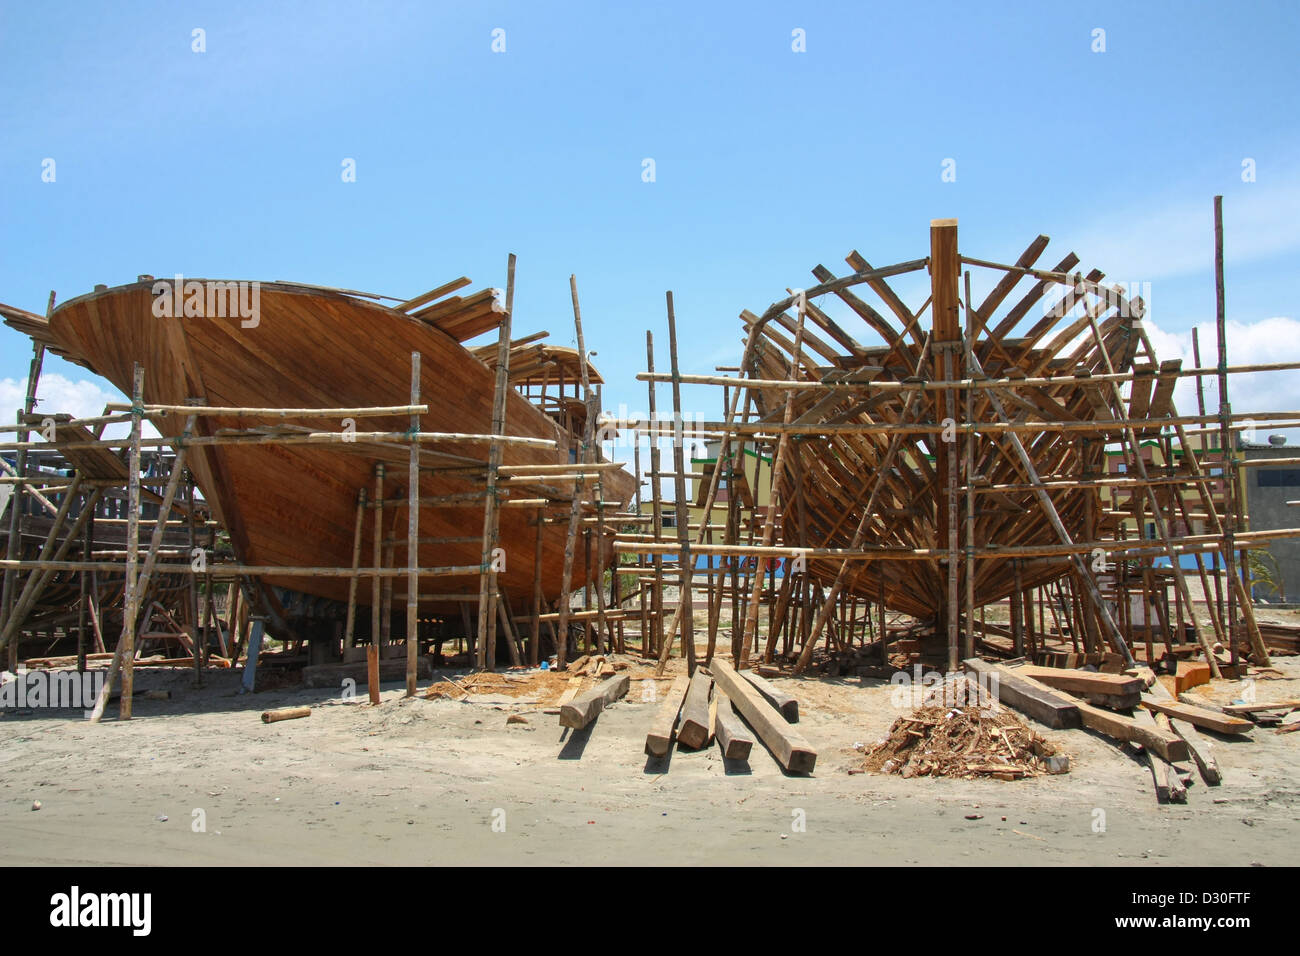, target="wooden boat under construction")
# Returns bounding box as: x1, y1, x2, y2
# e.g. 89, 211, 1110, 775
645, 217, 1261, 671
4, 273, 636, 627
